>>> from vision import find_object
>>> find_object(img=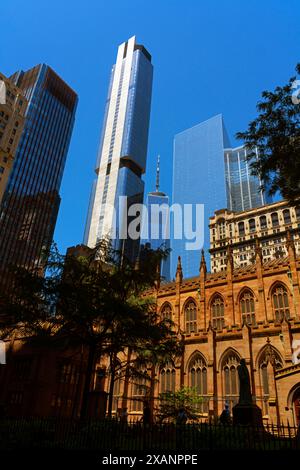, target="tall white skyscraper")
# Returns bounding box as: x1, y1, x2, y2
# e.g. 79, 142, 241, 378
84, 36, 153, 261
